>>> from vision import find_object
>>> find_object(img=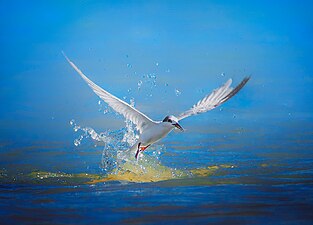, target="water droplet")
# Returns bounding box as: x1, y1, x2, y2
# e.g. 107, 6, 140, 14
126, 63, 132, 68
98, 100, 101, 105
165, 69, 170, 73
74, 139, 80, 146
137, 80, 143, 90
175, 89, 181, 96
233, 114, 236, 119
165, 83, 169, 87
219, 107, 223, 112
156, 62, 159, 66
74, 125, 80, 132
130, 97, 135, 107
69, 119, 75, 126
221, 72, 225, 77
103, 108, 109, 114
